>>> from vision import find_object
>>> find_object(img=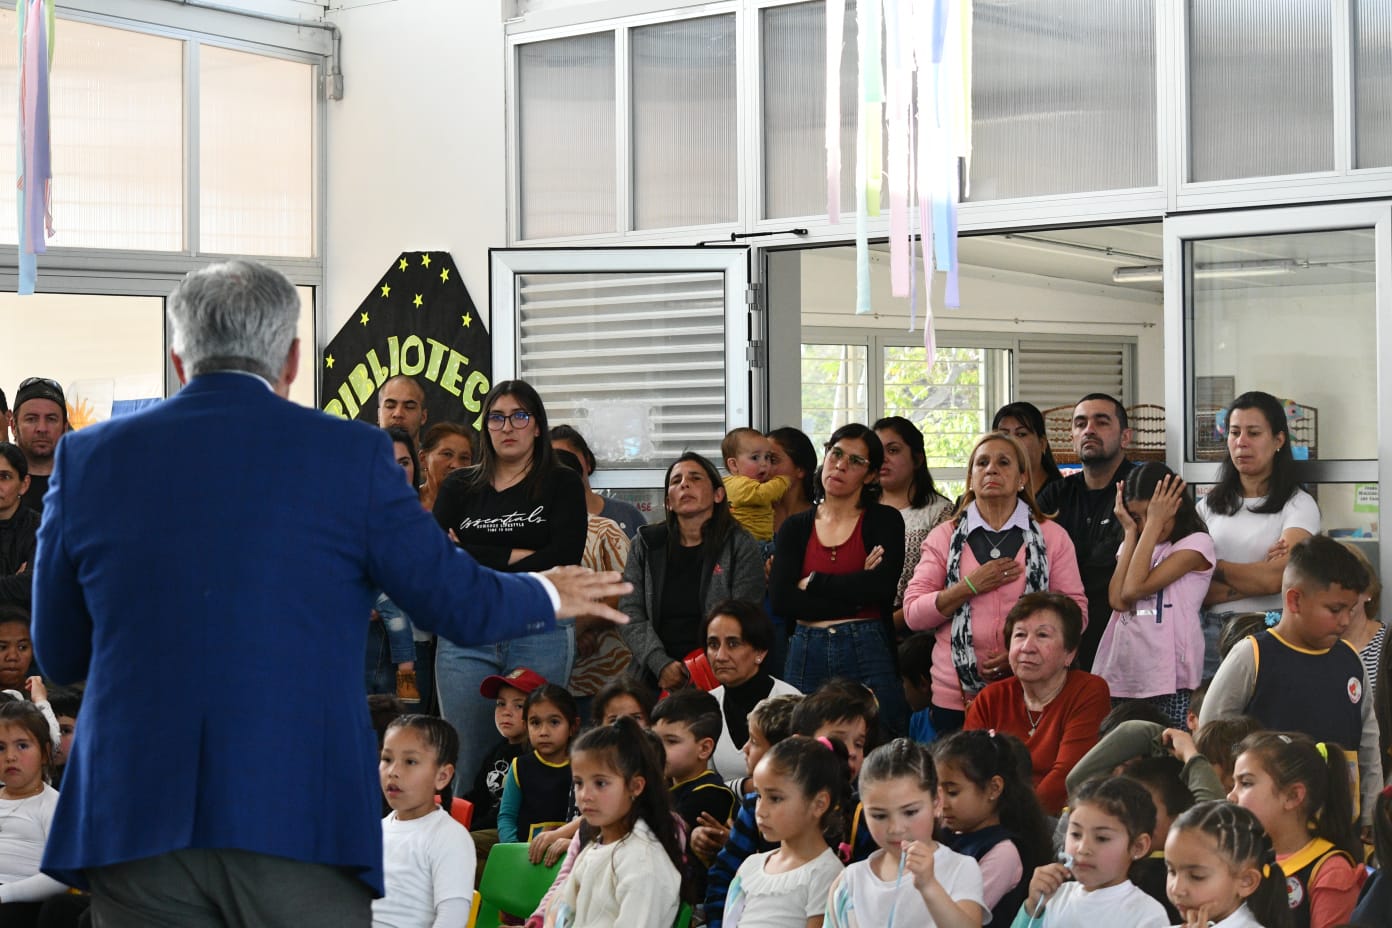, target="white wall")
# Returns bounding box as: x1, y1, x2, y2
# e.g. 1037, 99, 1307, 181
323, 1, 506, 336
795, 248, 1167, 405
